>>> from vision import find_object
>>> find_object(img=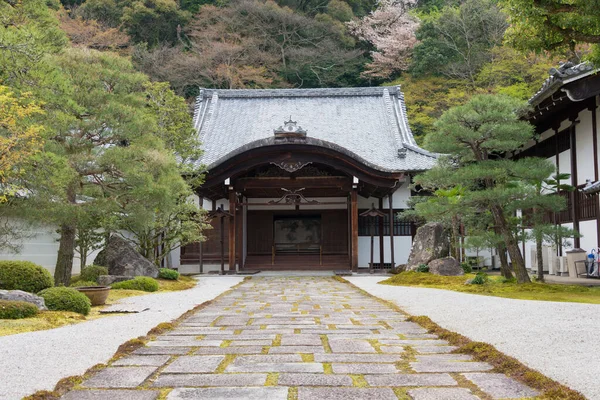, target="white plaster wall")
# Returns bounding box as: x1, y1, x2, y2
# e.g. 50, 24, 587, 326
579, 220, 598, 252
576, 109, 595, 185
358, 181, 411, 209
357, 236, 412, 268
558, 149, 571, 176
